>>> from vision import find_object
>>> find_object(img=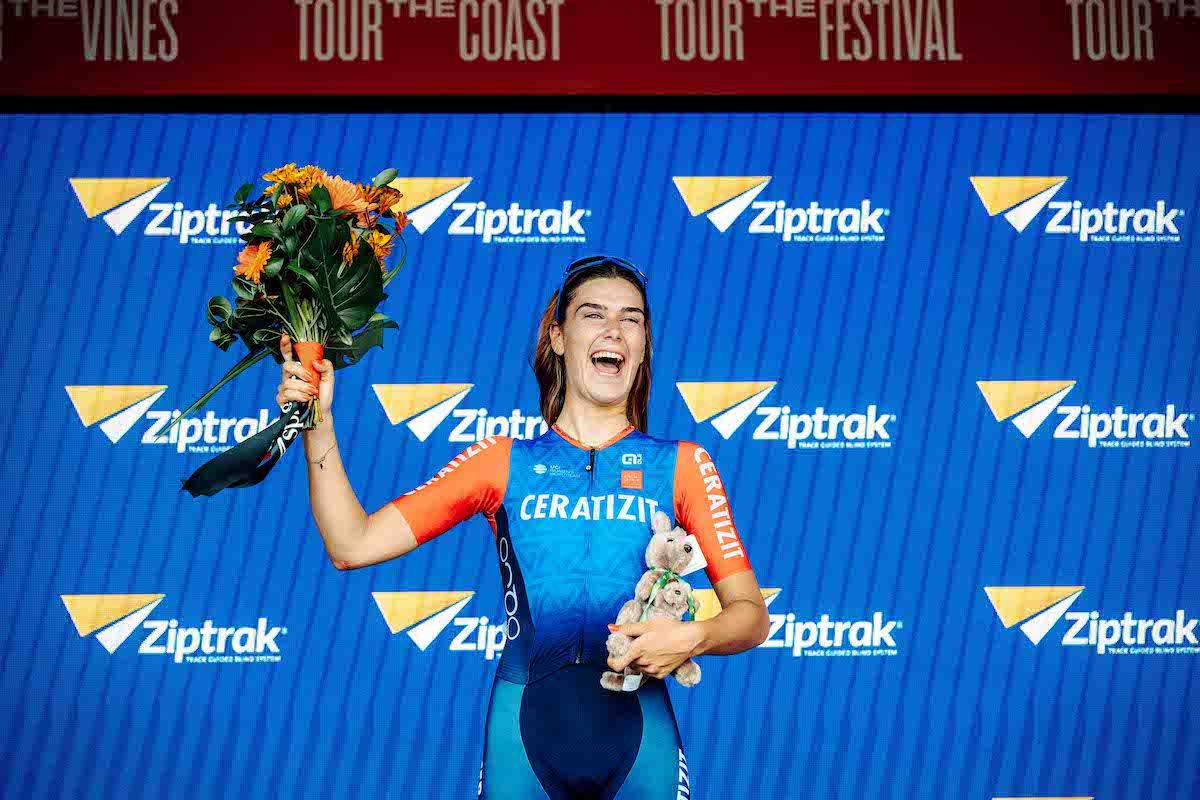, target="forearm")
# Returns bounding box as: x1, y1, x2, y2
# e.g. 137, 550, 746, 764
301, 412, 369, 566
690, 598, 770, 656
